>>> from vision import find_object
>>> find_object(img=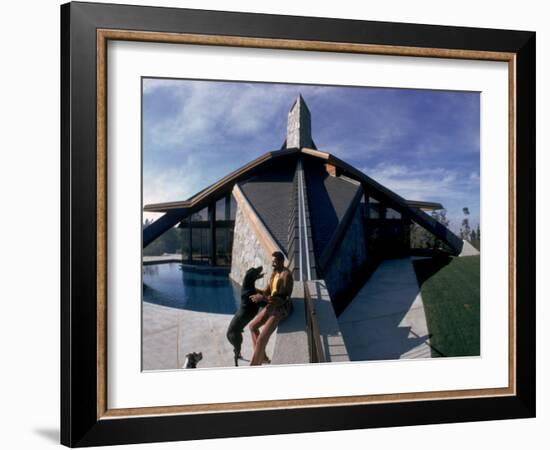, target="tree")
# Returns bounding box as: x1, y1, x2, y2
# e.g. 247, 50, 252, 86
142, 217, 183, 256
460, 207, 471, 241
432, 209, 450, 228
431, 209, 451, 251
470, 223, 481, 250
410, 221, 431, 249
410, 209, 451, 251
